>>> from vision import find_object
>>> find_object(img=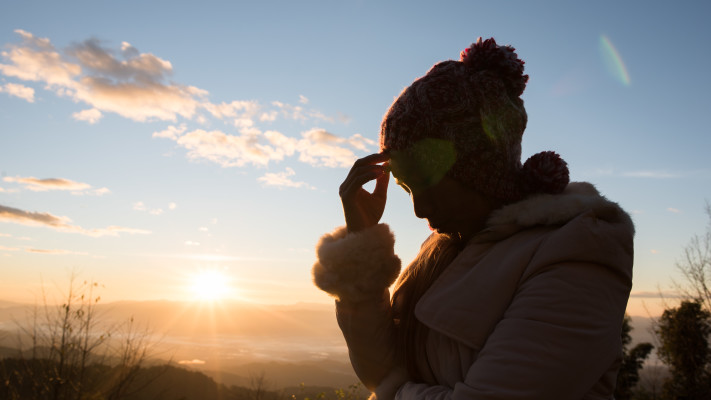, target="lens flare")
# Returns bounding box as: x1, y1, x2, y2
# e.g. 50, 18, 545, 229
599, 35, 631, 86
